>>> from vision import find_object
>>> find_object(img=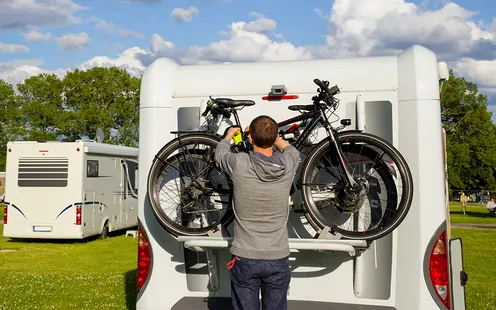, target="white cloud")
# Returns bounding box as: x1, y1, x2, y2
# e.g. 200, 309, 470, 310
170, 7, 200, 23
241, 12, 277, 34
93, 19, 143, 39
0, 43, 30, 53
79, 47, 148, 77
454, 58, 496, 96
22, 30, 52, 42
142, 12, 311, 64
0, 0, 85, 29
317, 0, 496, 97
0, 59, 66, 88
323, 0, 495, 60
56, 32, 91, 51
314, 8, 328, 20
2, 0, 496, 104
